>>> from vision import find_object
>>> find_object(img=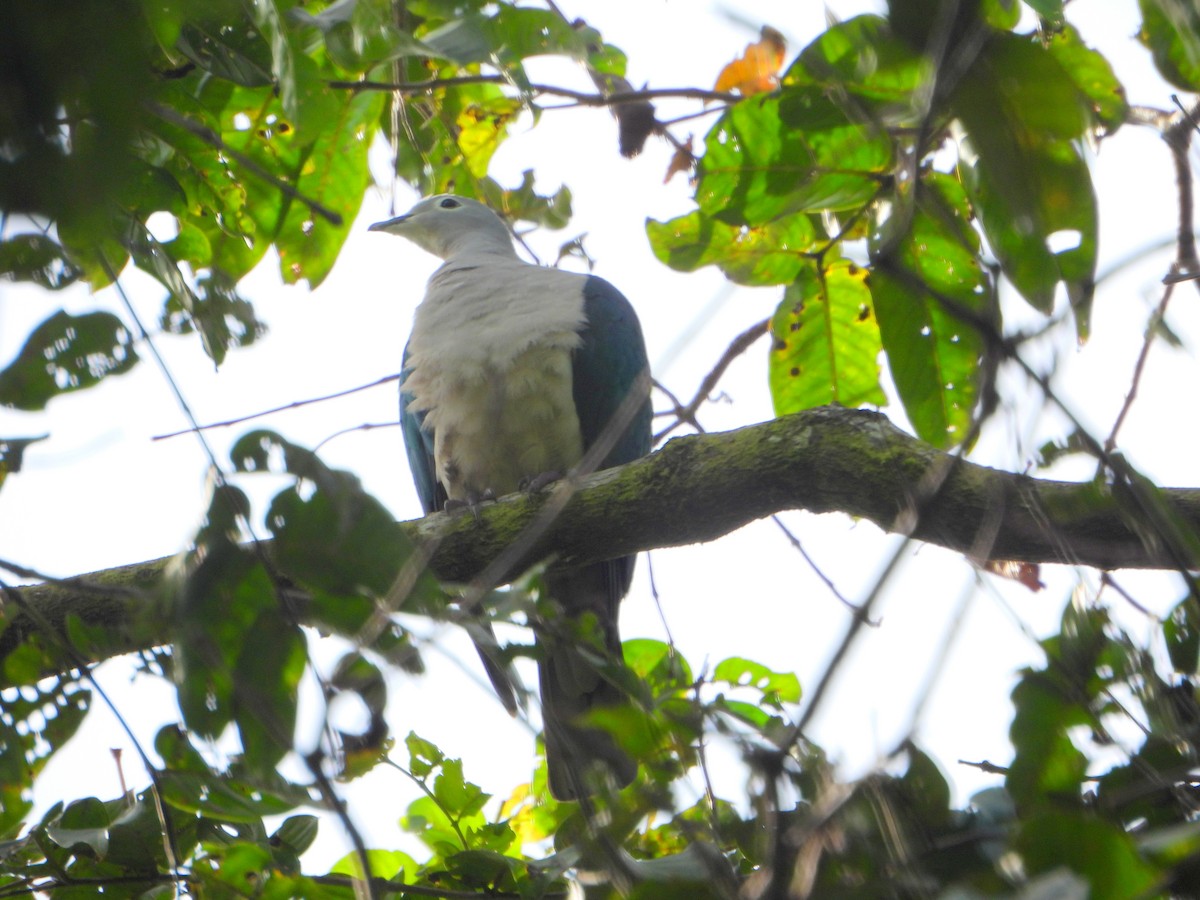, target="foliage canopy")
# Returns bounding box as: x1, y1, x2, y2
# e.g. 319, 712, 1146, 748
3, 0, 1200, 896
